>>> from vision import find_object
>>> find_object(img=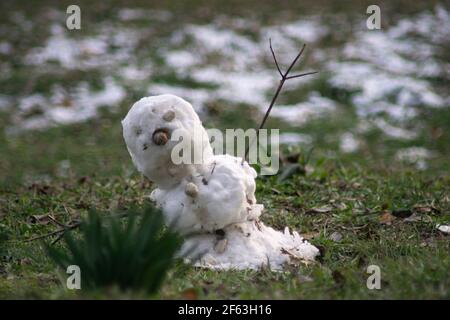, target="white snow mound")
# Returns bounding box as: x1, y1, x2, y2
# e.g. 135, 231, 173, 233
122, 94, 319, 270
